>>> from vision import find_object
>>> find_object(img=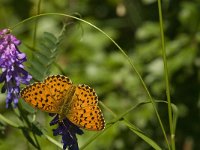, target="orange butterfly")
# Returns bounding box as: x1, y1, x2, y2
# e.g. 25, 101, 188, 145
20, 75, 105, 131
